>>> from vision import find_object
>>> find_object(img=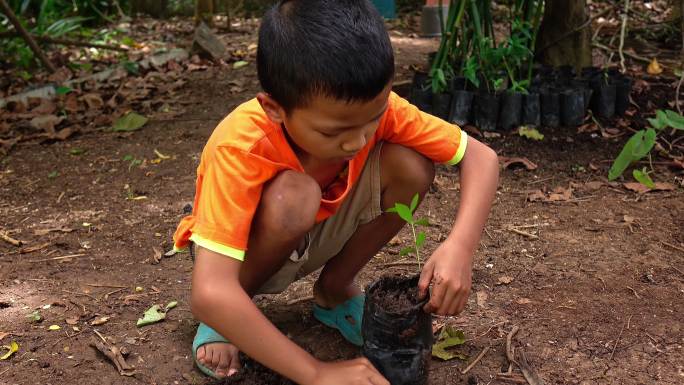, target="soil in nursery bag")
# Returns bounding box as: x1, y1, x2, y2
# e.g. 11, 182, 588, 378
499, 92, 523, 130
473, 92, 500, 131
432, 92, 452, 121
449, 89, 473, 126
409, 71, 433, 114
363, 275, 432, 385
561, 88, 585, 127
590, 77, 616, 119
522, 92, 541, 126
540, 87, 561, 127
